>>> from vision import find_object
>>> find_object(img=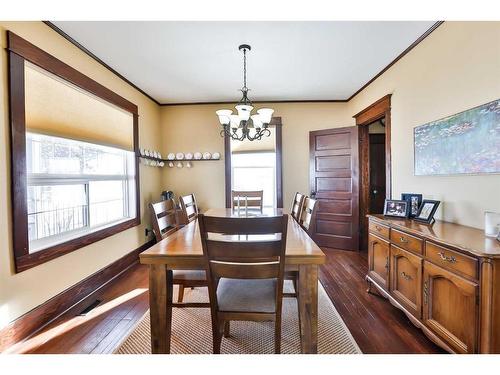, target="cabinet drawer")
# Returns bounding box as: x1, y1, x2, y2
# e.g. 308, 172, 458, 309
369, 220, 390, 239
425, 242, 478, 280
390, 228, 423, 254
